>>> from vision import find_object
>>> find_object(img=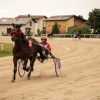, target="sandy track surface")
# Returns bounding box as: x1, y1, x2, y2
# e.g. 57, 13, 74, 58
0, 37, 100, 100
